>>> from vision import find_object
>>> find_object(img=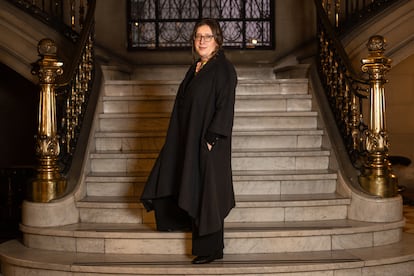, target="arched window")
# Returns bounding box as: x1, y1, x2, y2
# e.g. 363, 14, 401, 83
127, 0, 274, 50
